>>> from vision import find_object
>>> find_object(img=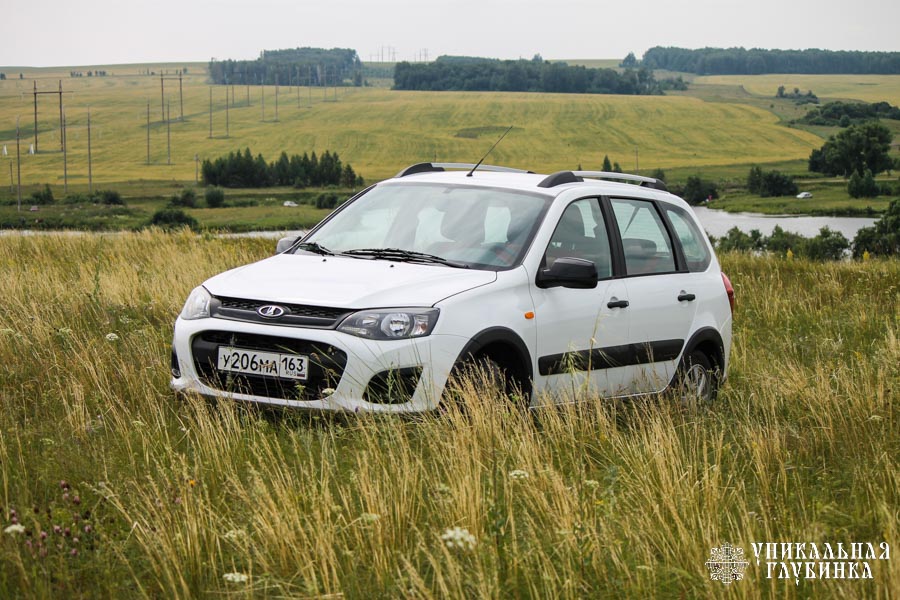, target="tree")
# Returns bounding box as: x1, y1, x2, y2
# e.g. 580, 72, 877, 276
852, 198, 900, 257
808, 121, 894, 177
848, 169, 879, 198
620, 52, 639, 68
681, 175, 719, 204
205, 187, 225, 208
601, 155, 612, 171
